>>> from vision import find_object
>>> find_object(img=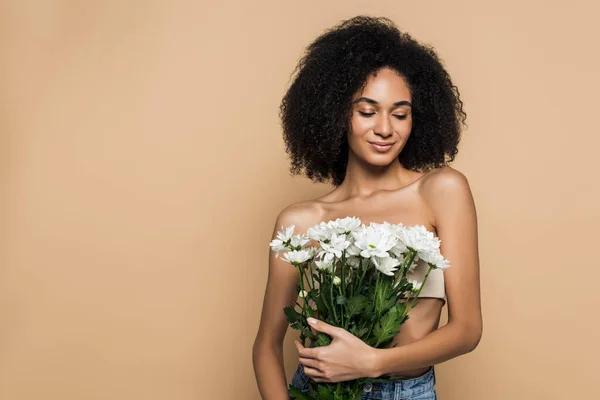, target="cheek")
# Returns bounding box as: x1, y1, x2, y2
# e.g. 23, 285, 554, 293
349, 116, 370, 134
395, 118, 413, 137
